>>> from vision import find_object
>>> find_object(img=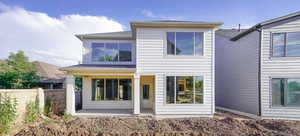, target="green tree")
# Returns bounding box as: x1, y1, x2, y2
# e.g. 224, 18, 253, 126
75, 77, 82, 91
0, 51, 41, 89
